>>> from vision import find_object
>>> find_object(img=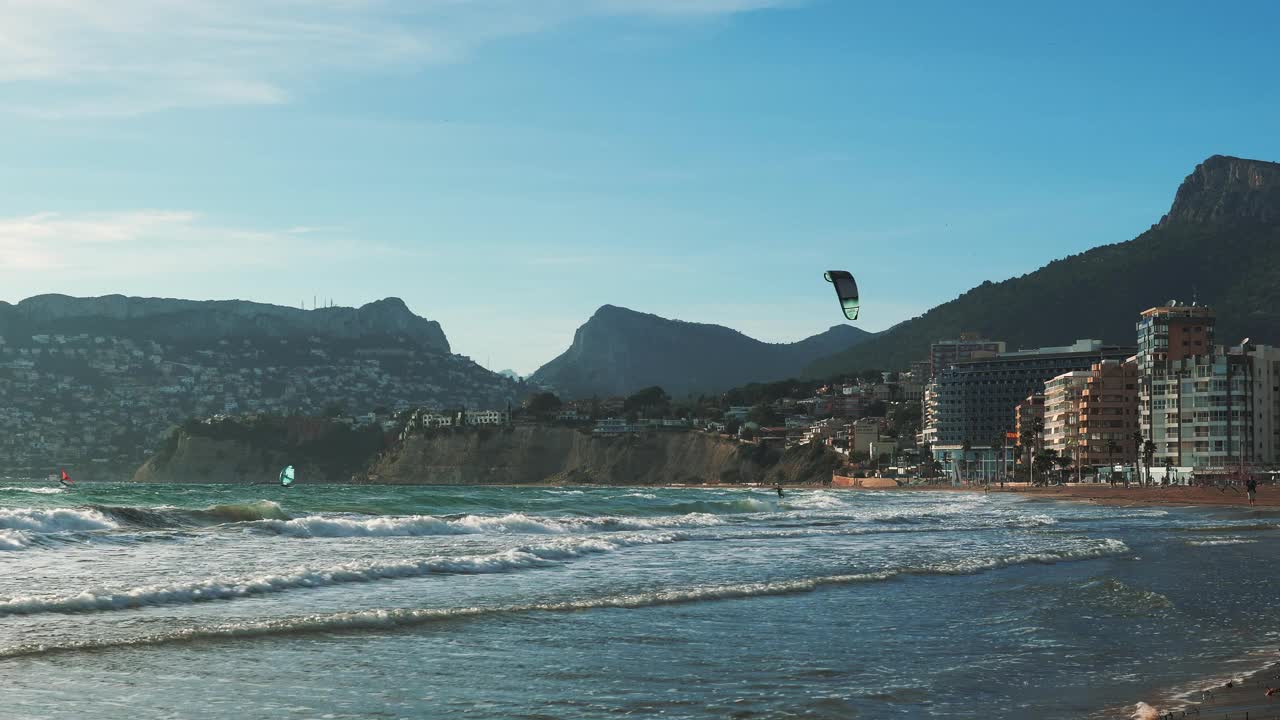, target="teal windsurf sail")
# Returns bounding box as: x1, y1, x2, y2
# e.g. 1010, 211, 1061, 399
279, 465, 295, 487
